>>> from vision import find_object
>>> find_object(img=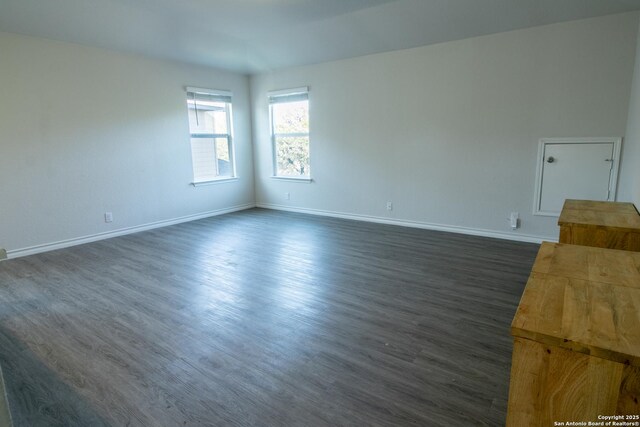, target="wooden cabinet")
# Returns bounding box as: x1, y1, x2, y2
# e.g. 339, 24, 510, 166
506, 243, 640, 425
558, 199, 640, 251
